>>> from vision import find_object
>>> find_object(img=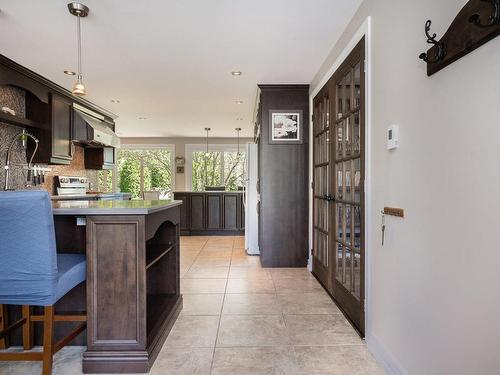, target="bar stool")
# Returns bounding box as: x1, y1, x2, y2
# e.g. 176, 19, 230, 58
0, 191, 87, 375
